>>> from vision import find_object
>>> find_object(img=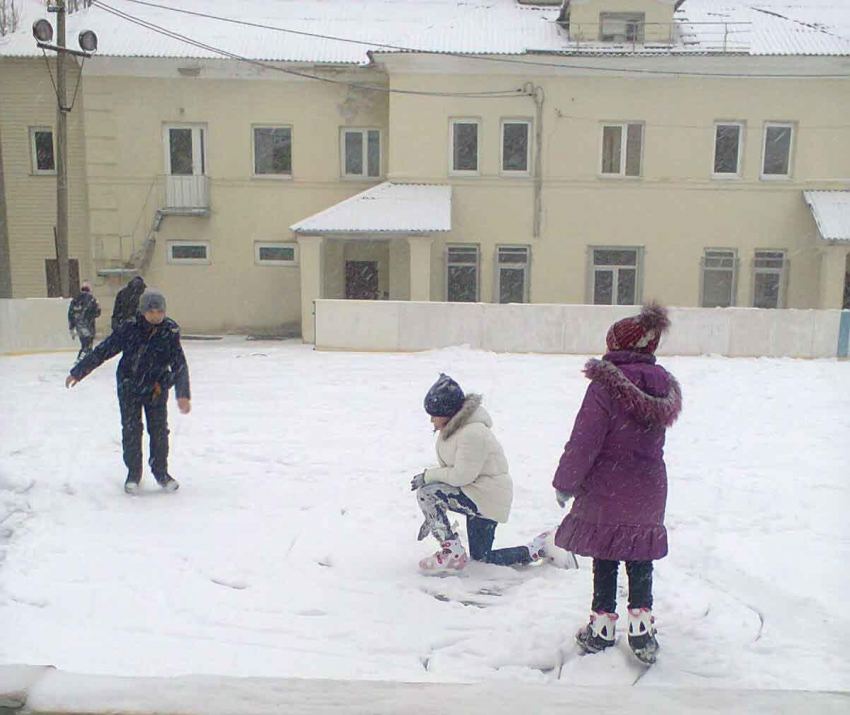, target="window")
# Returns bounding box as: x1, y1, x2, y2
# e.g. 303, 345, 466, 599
601, 123, 643, 177
753, 250, 786, 308
255, 242, 298, 266
341, 128, 381, 178
761, 123, 793, 179
713, 123, 743, 177
599, 13, 645, 43
168, 242, 210, 265
501, 121, 531, 173
253, 126, 292, 176
30, 127, 55, 173
701, 249, 737, 307
496, 245, 530, 303
45, 258, 80, 297
591, 248, 641, 305
446, 245, 479, 302
450, 119, 479, 174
